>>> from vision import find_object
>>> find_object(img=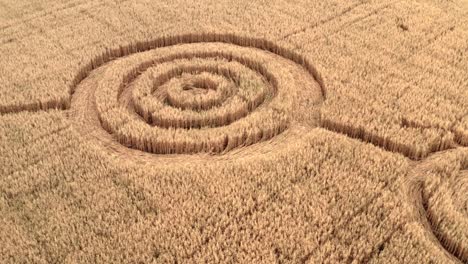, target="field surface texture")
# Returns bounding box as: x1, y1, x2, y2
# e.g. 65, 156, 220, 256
1, 0, 468, 263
